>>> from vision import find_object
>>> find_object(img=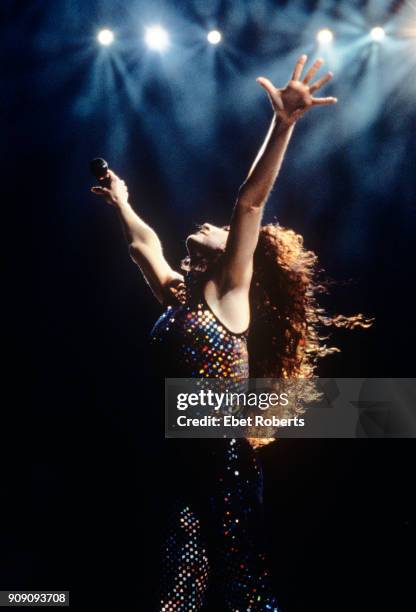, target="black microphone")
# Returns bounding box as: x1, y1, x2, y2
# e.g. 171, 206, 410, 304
90, 157, 111, 188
